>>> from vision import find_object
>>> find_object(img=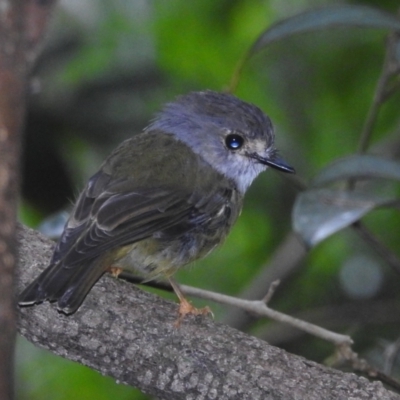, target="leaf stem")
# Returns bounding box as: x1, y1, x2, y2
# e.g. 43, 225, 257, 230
357, 33, 398, 153
226, 51, 250, 94
352, 221, 400, 275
